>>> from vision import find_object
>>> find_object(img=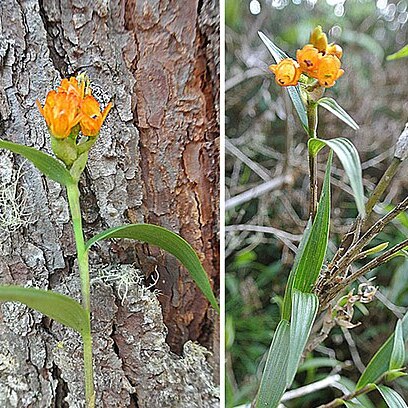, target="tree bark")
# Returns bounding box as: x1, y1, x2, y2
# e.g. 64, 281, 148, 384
0, 0, 219, 407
